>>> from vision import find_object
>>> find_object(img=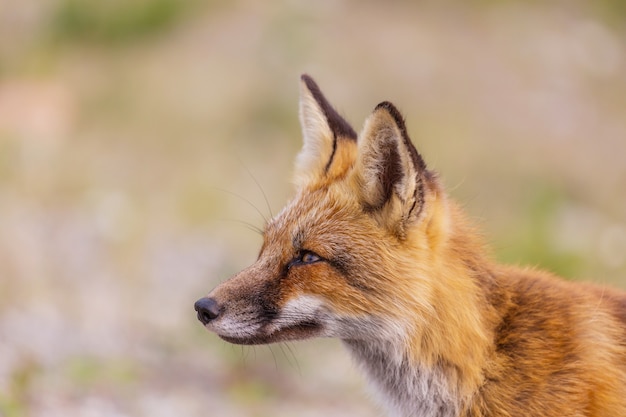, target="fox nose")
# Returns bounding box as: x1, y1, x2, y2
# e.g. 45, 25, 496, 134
194, 297, 221, 325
